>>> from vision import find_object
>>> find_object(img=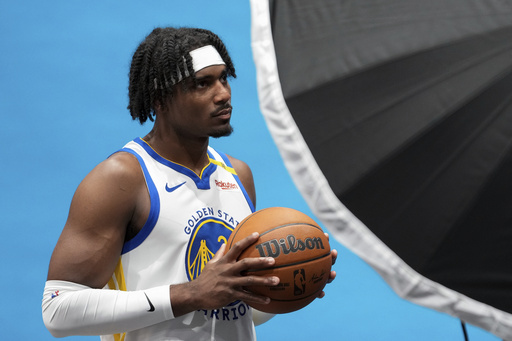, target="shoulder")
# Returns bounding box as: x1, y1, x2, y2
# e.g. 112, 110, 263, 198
100, 150, 142, 177
76, 151, 145, 202
226, 155, 251, 176
90, 151, 141, 181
